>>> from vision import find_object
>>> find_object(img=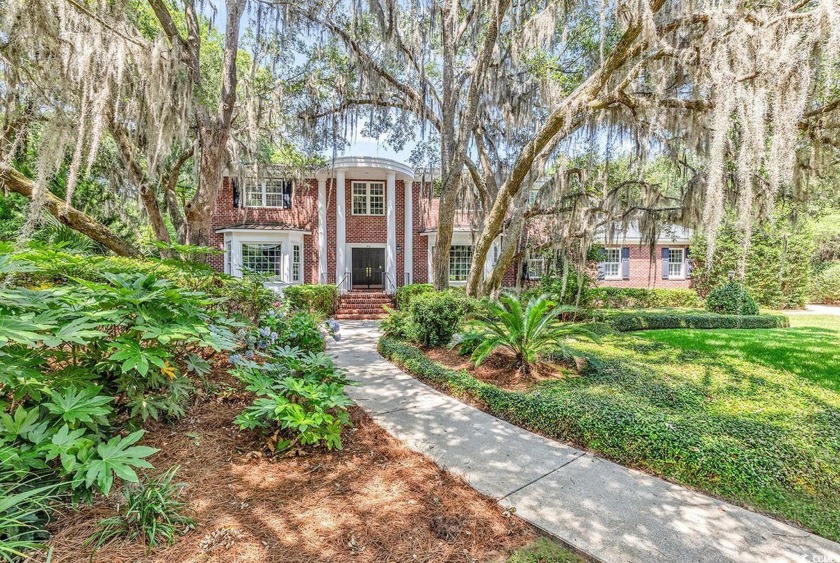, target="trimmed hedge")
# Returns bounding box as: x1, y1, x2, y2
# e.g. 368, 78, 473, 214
395, 283, 435, 309
283, 284, 340, 317
589, 287, 704, 309
706, 282, 759, 315
592, 310, 789, 331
